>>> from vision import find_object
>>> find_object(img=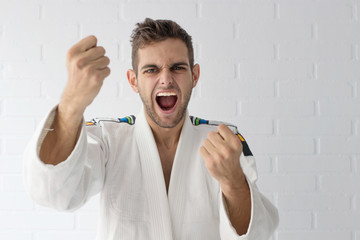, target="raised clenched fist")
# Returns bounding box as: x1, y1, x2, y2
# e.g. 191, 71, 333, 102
60, 35, 111, 116
200, 124, 247, 192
